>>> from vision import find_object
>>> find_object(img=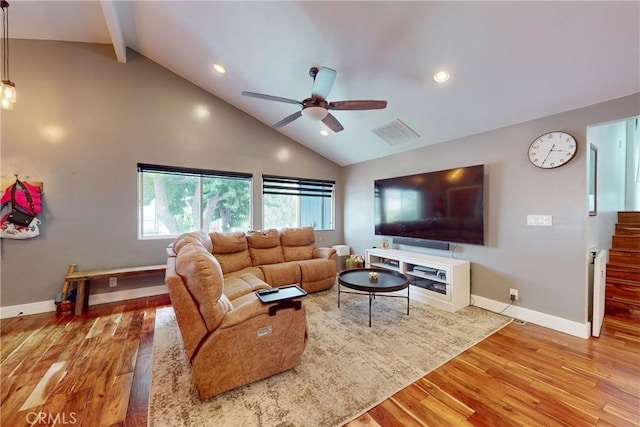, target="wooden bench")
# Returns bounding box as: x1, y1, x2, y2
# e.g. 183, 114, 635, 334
65, 264, 167, 315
